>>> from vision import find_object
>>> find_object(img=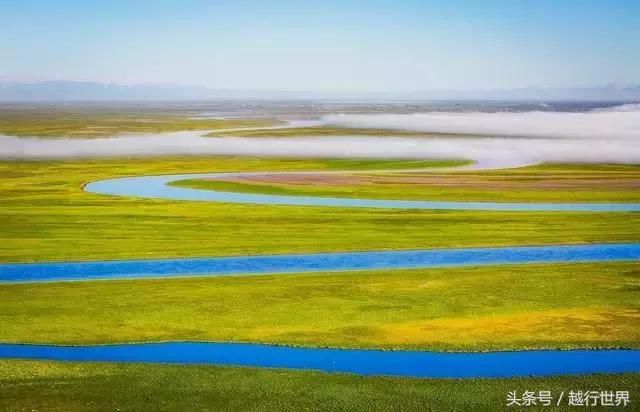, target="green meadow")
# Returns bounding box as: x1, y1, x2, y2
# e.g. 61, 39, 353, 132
1, 155, 639, 410
1, 157, 637, 350
0, 107, 279, 138
1, 360, 637, 412
1, 262, 639, 351
1, 158, 638, 263
173, 163, 640, 203
205, 125, 442, 137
